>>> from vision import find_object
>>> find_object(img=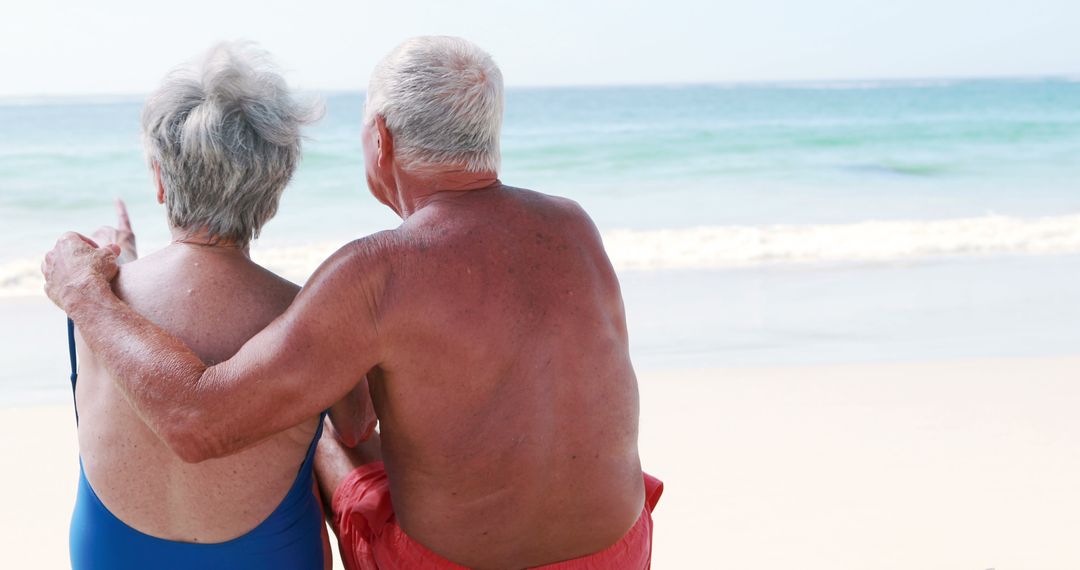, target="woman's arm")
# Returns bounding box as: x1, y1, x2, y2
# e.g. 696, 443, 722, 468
327, 375, 378, 447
